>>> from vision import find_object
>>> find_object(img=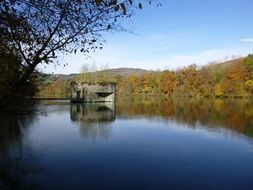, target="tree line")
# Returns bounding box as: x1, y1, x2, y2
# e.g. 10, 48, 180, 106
37, 54, 253, 98
116, 55, 253, 97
